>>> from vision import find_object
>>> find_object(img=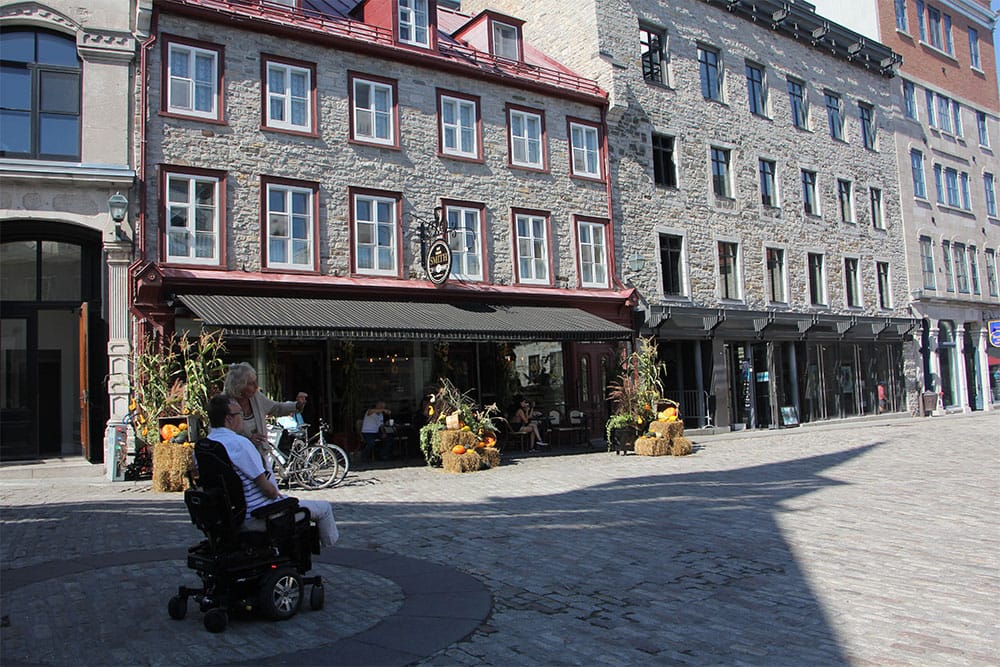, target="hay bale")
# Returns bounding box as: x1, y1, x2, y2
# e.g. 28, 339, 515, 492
438, 430, 479, 452
152, 441, 194, 491
477, 446, 501, 469
649, 420, 684, 438
441, 449, 482, 473
670, 436, 692, 456
634, 435, 671, 456
151, 443, 172, 492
